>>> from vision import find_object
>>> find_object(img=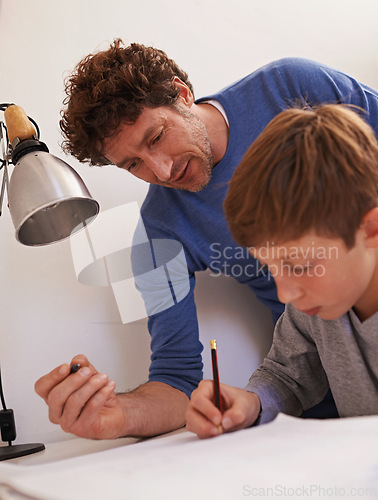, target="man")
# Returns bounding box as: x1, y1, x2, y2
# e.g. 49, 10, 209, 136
186, 104, 378, 437
35, 39, 378, 439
